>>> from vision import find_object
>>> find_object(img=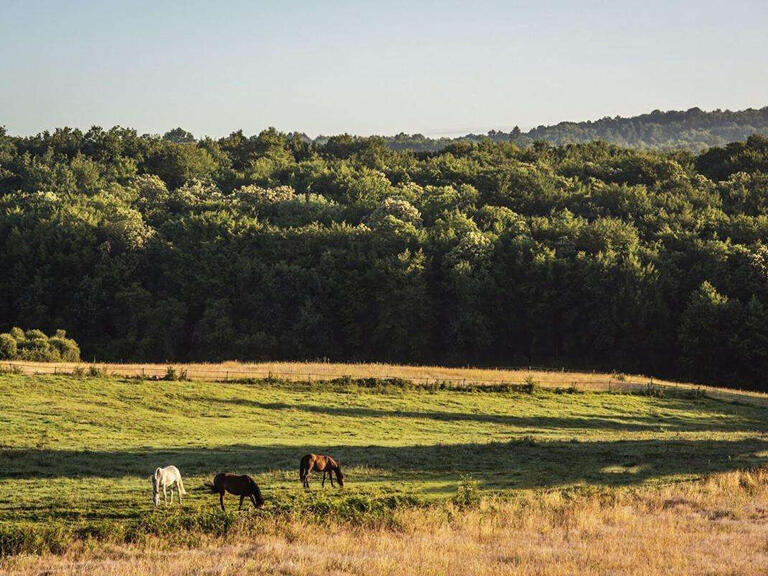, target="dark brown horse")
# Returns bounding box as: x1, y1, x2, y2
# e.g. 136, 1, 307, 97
208, 473, 265, 511
300, 454, 344, 489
